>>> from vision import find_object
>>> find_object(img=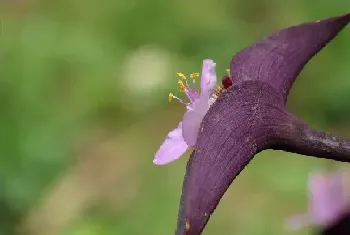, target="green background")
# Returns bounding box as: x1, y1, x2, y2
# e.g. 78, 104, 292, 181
1, 1, 350, 234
